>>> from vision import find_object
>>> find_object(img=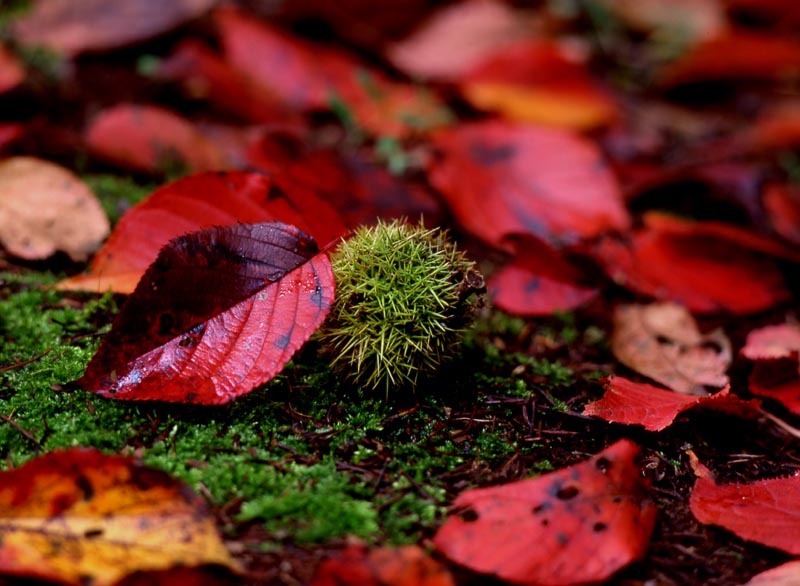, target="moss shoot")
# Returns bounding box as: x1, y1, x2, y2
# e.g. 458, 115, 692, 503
322, 219, 484, 393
